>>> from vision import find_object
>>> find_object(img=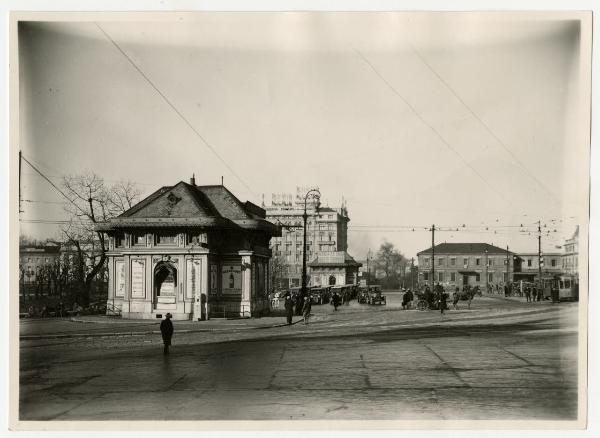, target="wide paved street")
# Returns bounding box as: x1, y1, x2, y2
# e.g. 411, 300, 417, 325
18, 293, 579, 421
